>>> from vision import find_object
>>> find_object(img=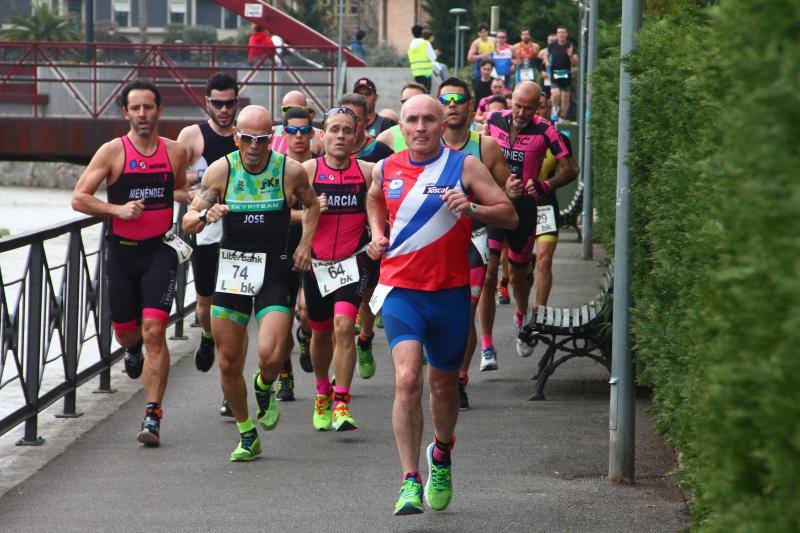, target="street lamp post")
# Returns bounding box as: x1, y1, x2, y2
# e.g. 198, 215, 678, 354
458, 26, 471, 74
449, 8, 467, 74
